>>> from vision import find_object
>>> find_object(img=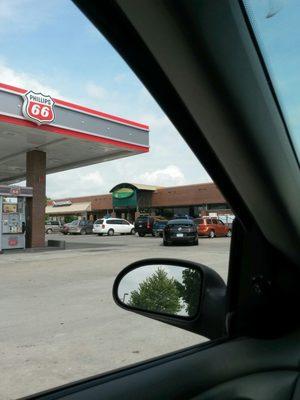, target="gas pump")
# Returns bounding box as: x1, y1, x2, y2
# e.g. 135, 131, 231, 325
0, 186, 33, 251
